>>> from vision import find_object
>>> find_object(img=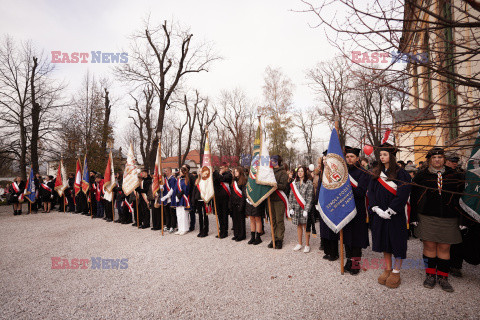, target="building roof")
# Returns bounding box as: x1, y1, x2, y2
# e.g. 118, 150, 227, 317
162, 149, 222, 170
393, 108, 436, 124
